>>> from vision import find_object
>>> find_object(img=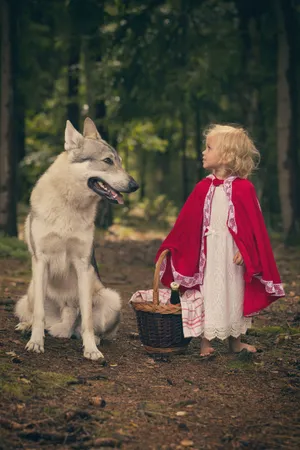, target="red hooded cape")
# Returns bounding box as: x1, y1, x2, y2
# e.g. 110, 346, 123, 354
155, 176, 285, 316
